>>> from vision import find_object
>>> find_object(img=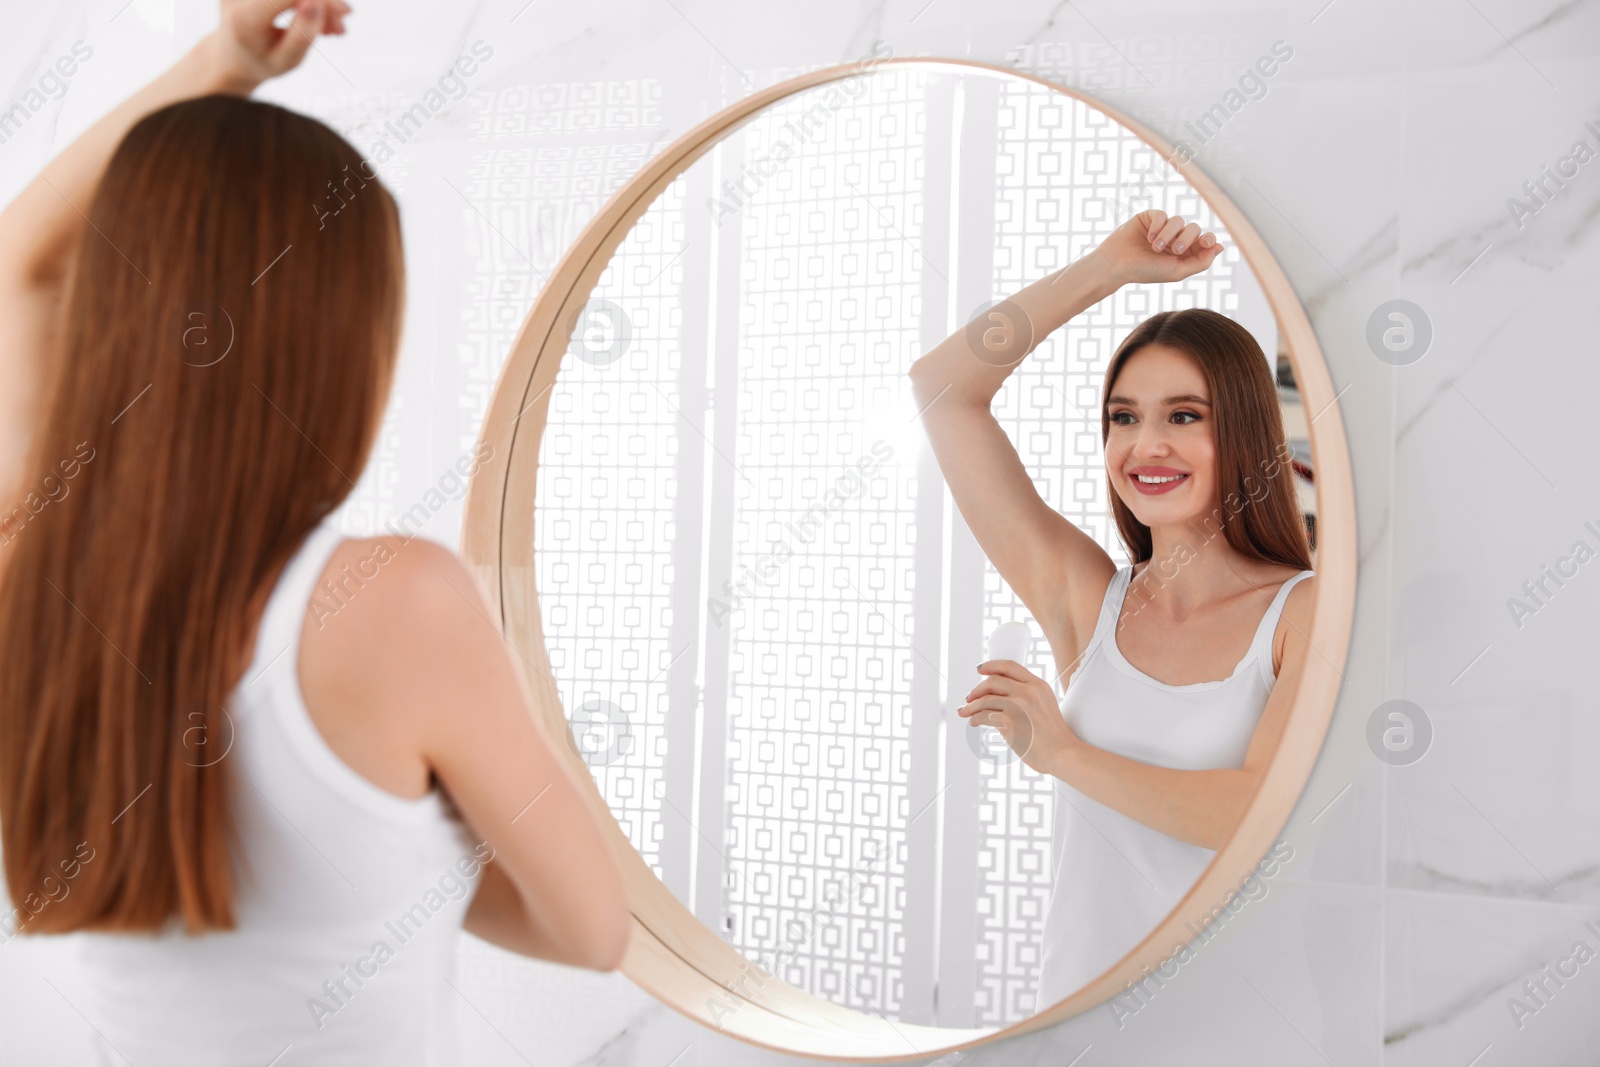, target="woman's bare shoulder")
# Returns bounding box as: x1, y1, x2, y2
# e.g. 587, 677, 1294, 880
1269, 571, 1318, 677
301, 534, 474, 650
296, 535, 493, 793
